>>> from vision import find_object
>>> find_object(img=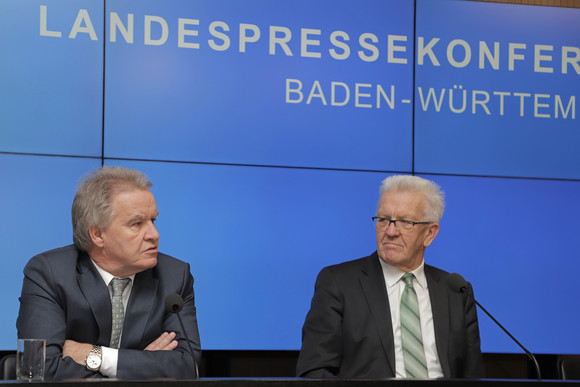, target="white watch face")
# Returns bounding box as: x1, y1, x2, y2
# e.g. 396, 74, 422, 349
87, 352, 101, 370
